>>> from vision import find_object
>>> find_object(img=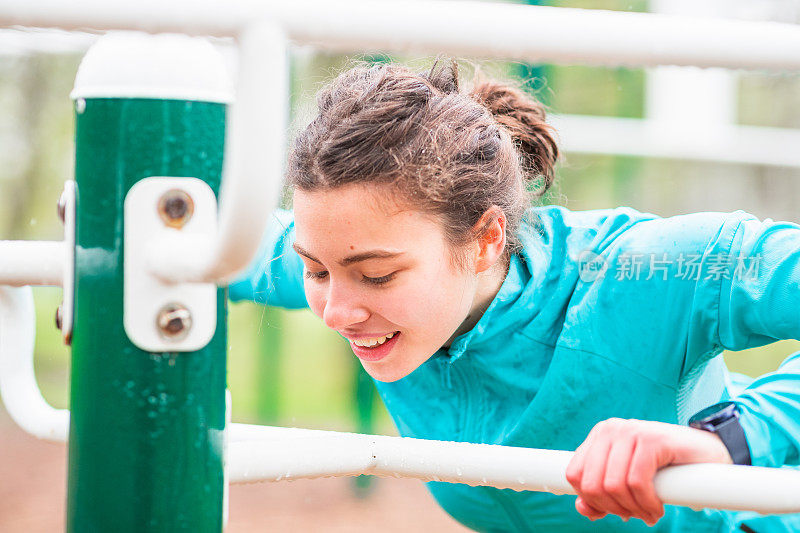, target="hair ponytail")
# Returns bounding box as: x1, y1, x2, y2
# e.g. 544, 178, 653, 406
470, 75, 559, 196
